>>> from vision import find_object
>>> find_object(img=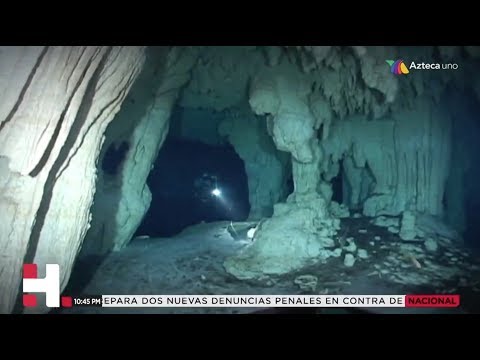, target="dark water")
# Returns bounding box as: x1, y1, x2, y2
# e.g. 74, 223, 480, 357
135, 137, 250, 237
